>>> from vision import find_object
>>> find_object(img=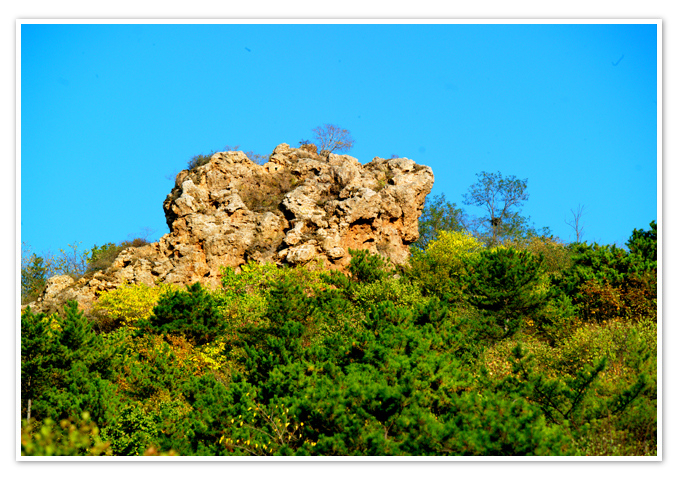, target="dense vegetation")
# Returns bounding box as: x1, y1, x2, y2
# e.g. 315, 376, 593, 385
20, 165, 657, 456
20, 221, 657, 456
